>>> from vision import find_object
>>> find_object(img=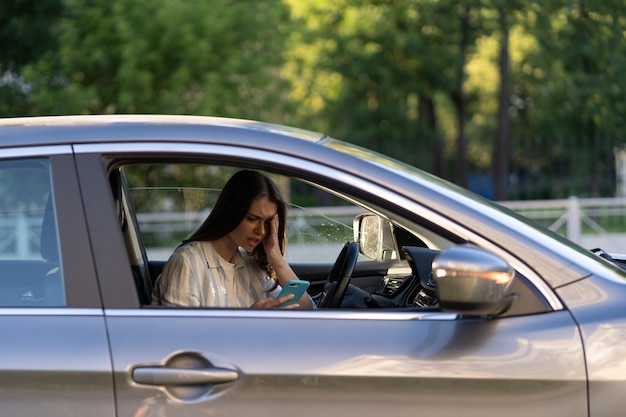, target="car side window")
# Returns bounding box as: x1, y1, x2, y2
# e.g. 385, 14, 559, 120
0, 159, 65, 306
123, 163, 360, 264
